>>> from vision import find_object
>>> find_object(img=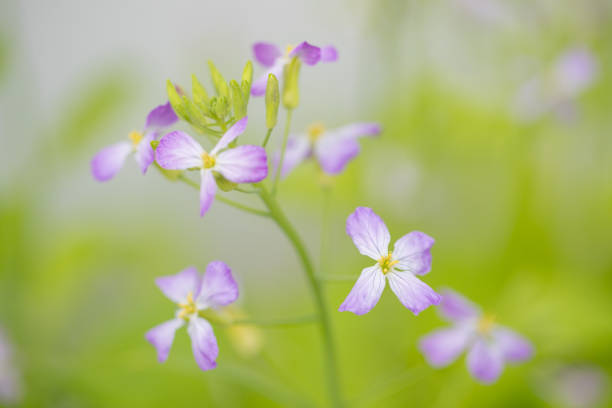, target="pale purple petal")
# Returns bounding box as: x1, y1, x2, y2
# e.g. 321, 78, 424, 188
276, 135, 312, 178
91, 141, 132, 182
145, 318, 184, 363
199, 169, 217, 217
333, 122, 381, 139
467, 338, 504, 384
338, 265, 385, 315
134, 131, 157, 174
438, 289, 481, 323
155, 266, 201, 303
289, 41, 321, 65
346, 207, 391, 260
386, 271, 441, 315
492, 327, 533, 363
392, 231, 434, 275
211, 117, 248, 155
156, 131, 204, 170
251, 62, 285, 97
419, 326, 473, 367
144, 101, 178, 130
188, 317, 219, 371
314, 135, 360, 175
321, 46, 338, 62
554, 48, 597, 97
197, 261, 239, 308
215, 145, 268, 183
253, 42, 282, 67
